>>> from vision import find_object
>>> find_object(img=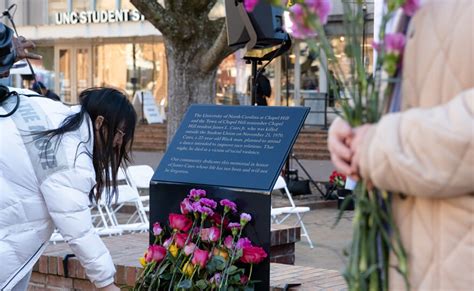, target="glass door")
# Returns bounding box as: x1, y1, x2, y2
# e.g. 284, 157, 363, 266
76, 47, 91, 97
55, 45, 92, 104
57, 48, 71, 103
